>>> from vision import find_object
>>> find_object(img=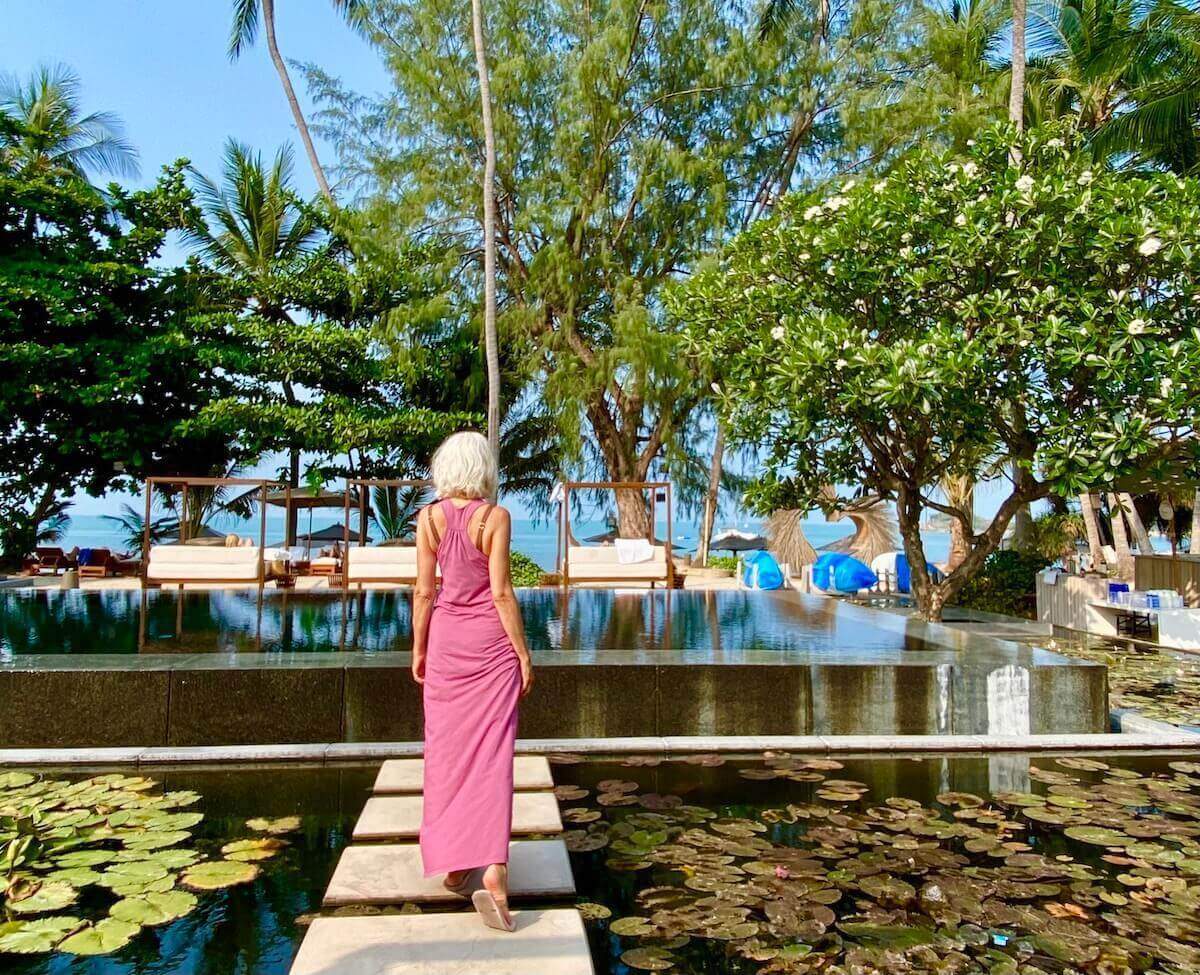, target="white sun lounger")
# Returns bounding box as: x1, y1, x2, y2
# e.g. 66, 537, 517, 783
562, 544, 672, 587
